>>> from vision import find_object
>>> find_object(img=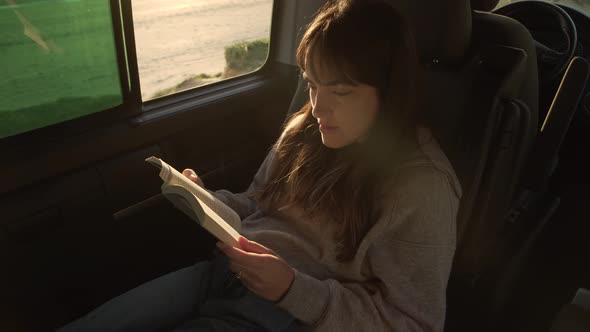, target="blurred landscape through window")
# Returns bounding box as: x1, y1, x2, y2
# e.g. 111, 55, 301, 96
0, 0, 123, 138
131, 0, 273, 101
